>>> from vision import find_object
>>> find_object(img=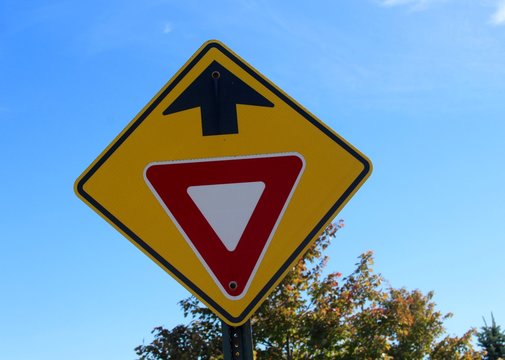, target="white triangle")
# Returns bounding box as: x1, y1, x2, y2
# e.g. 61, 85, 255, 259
187, 181, 265, 252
